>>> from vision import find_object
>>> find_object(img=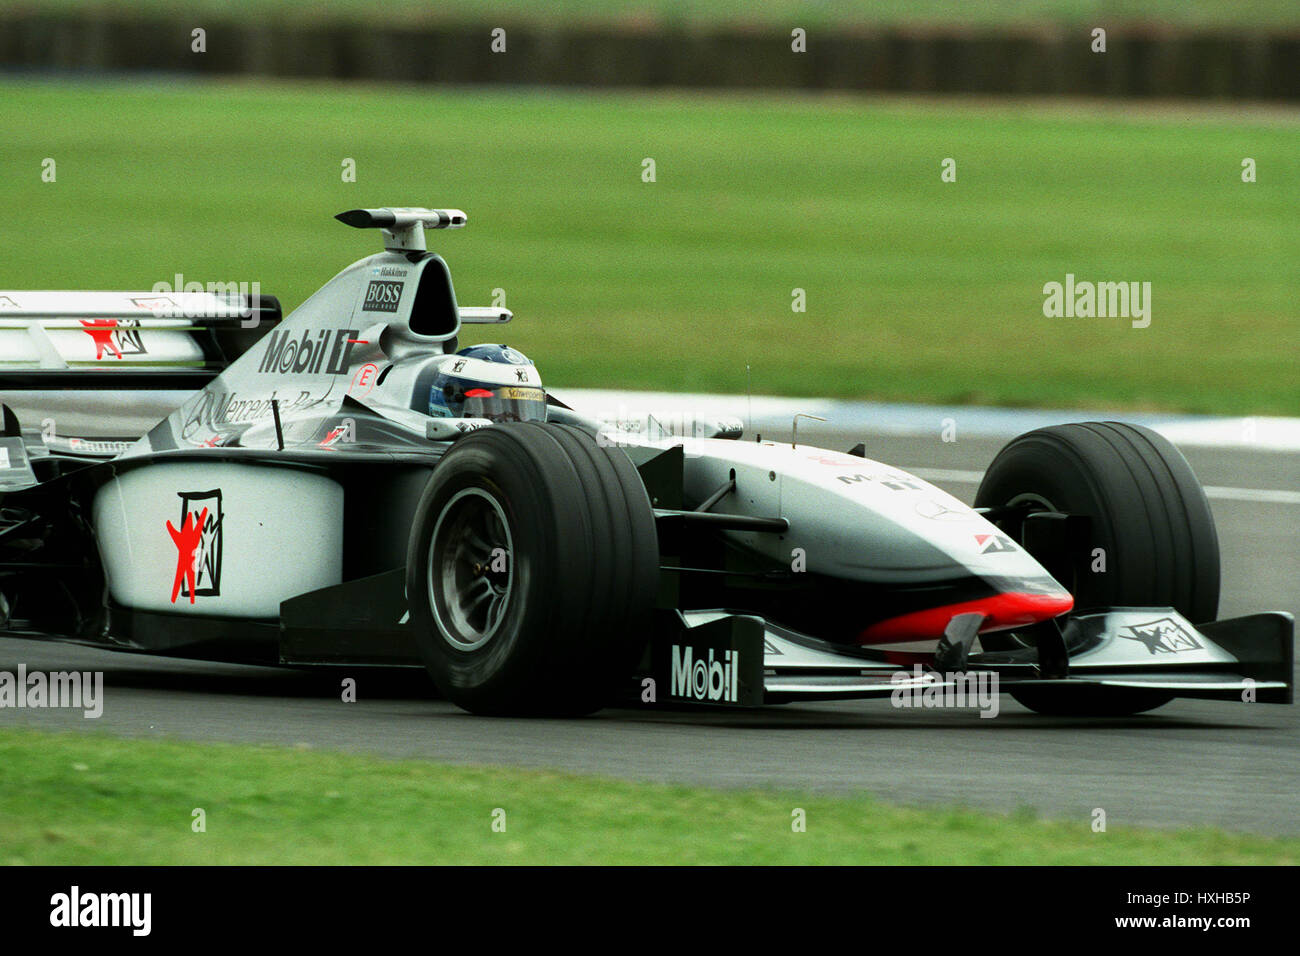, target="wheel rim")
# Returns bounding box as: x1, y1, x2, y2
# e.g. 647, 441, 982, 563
428, 487, 514, 651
